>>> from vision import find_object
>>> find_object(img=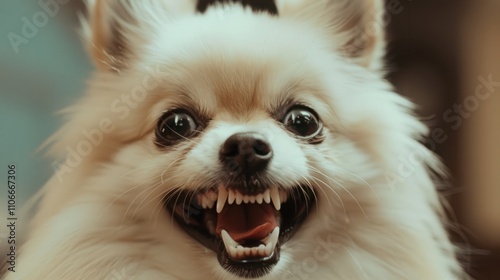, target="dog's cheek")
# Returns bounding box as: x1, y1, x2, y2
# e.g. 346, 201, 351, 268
110, 141, 177, 185
268, 144, 309, 185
